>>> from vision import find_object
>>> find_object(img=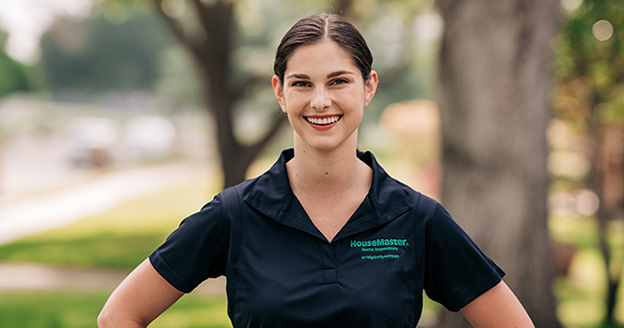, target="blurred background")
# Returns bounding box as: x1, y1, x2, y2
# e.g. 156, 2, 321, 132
0, 0, 621, 327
